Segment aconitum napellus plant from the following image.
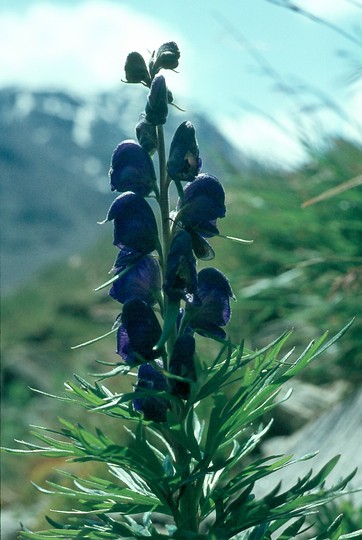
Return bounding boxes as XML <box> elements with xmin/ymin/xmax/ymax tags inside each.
<box><xmin>5</xmin><ymin>41</ymin><xmax>358</xmax><ymax>539</ymax></box>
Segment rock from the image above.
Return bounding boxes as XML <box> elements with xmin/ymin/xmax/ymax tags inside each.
<box><xmin>259</xmin><ymin>387</ymin><xmax>362</xmax><ymax>505</ymax></box>
<box><xmin>268</xmin><ymin>379</ymin><xmax>349</xmax><ymax>434</ymax></box>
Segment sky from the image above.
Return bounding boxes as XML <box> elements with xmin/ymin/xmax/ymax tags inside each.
<box><xmin>1</xmin><ymin>0</ymin><xmax>362</xmax><ymax>167</ymax></box>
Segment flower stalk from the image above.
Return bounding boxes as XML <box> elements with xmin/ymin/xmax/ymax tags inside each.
<box><xmin>157</xmin><ymin>124</ymin><xmax>171</xmax><ymax>270</ymax></box>
<box><xmin>3</xmin><ymin>39</ymin><xmax>358</xmax><ymax>540</ymax></box>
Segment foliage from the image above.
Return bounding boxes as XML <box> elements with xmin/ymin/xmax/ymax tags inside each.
<box><xmin>220</xmin><ymin>137</ymin><xmax>362</xmax><ymax>386</ymax></box>
<box><xmin>4</xmin><ymin>321</ymin><xmax>359</xmax><ymax>538</ymax></box>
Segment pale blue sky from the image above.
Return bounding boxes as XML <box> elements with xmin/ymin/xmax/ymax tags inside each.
<box><xmin>1</xmin><ymin>0</ymin><xmax>361</xmax><ymax>165</ymax></box>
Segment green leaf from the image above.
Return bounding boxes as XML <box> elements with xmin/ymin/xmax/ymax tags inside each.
<box><xmin>339</xmin><ymin>531</ymin><xmax>362</xmax><ymax>539</ymax></box>
<box><xmin>315</xmin><ymin>514</ymin><xmax>343</xmax><ymax>540</ymax></box>
<box><xmin>303</xmin><ymin>455</ymin><xmax>341</xmax><ymax>491</ymax></box>
<box><xmin>275</xmin><ymin>516</ymin><xmax>306</xmax><ymax>539</ymax></box>
<box><xmin>70</xmin><ymin>327</ymin><xmax>118</xmax><ymax>350</ymax></box>
<box><xmin>108</xmin><ymin>465</ymin><xmax>153</xmax><ymax>496</ymax></box>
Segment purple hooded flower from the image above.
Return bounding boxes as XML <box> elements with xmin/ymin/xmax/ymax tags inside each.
<box><xmin>111</xmin><ymin>245</ymin><xmax>144</xmax><ymax>270</ymax></box>
<box><xmin>145</xmin><ymin>75</ymin><xmax>168</xmax><ymax>125</ymax></box>
<box><xmin>186</xmin><ymin>268</ymin><xmax>235</xmax><ymax>339</ymax></box>
<box><xmin>169</xmin><ymin>335</ymin><xmax>196</xmax><ymax>400</ymax></box>
<box><xmin>109</xmin><ymin>256</ymin><xmax>161</xmax><ymax>306</ymax></box>
<box><xmin>136</xmin><ymin>115</ymin><xmax>158</xmax><ymax>154</ymax></box>
<box><xmin>163</xmin><ymin>230</ymin><xmax>199</xmax><ymax>303</ymax></box>
<box><xmin>177</xmin><ymin>173</ymin><xmax>226</xmax><ymax>237</ymax></box>
<box><xmin>124</xmin><ymin>51</ymin><xmax>151</xmax><ymax>86</ymax></box>
<box><xmin>133</xmin><ymin>363</ymin><xmax>169</xmax><ymax>422</ymax></box>
<box><xmin>103</xmin><ymin>192</ymin><xmax>158</xmax><ymax>254</ymax></box>
<box><xmin>116</xmin><ymin>299</ymin><xmax>162</xmax><ymax>365</ymax></box>
<box><xmin>149</xmin><ymin>41</ymin><xmax>180</xmax><ymax>78</ymax></box>
<box><xmin>167</xmin><ymin>121</ymin><xmax>202</xmax><ymax>183</ymax></box>
<box><xmin>109</xmin><ymin>140</ymin><xmax>157</xmax><ymax>196</ymax></box>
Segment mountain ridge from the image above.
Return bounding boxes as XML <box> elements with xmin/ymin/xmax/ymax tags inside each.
<box><xmin>1</xmin><ymin>86</ymin><xmax>248</xmax><ymax>293</ymax></box>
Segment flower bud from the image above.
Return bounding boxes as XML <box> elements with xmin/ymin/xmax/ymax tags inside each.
<box><xmin>186</xmin><ymin>268</ymin><xmax>235</xmax><ymax>339</ymax></box>
<box><xmin>136</xmin><ymin>115</ymin><xmax>158</xmax><ymax>154</ymax></box>
<box><xmin>145</xmin><ymin>75</ymin><xmax>168</xmax><ymax>125</ymax></box>
<box><xmin>124</xmin><ymin>51</ymin><xmax>151</xmax><ymax>86</ymax></box>
<box><xmin>116</xmin><ymin>299</ymin><xmax>162</xmax><ymax>364</ymax></box>
<box><xmin>134</xmin><ymin>363</ymin><xmax>168</xmax><ymax>422</ymax></box>
<box><xmin>103</xmin><ymin>192</ymin><xmax>158</xmax><ymax>254</ymax></box>
<box><xmin>109</xmin><ymin>140</ymin><xmax>157</xmax><ymax>196</ymax></box>
<box><xmin>167</xmin><ymin>121</ymin><xmax>202</xmax><ymax>183</ymax></box>
<box><xmin>169</xmin><ymin>335</ymin><xmax>196</xmax><ymax>400</ymax></box>
<box><xmin>163</xmin><ymin>230</ymin><xmax>198</xmax><ymax>303</ymax></box>
<box><xmin>109</xmin><ymin>256</ymin><xmax>161</xmax><ymax>306</ymax></box>
<box><xmin>149</xmin><ymin>41</ymin><xmax>180</xmax><ymax>77</ymax></box>
<box><xmin>177</xmin><ymin>174</ymin><xmax>226</xmax><ymax>236</ymax></box>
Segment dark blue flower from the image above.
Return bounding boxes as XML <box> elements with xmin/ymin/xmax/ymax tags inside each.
<box><xmin>163</xmin><ymin>230</ymin><xmax>199</xmax><ymax>303</ymax></box>
<box><xmin>136</xmin><ymin>115</ymin><xmax>158</xmax><ymax>154</ymax></box>
<box><xmin>116</xmin><ymin>299</ymin><xmax>162</xmax><ymax>365</ymax></box>
<box><xmin>169</xmin><ymin>335</ymin><xmax>196</xmax><ymax>400</ymax></box>
<box><xmin>111</xmin><ymin>246</ymin><xmax>144</xmax><ymax>270</ymax></box>
<box><xmin>109</xmin><ymin>256</ymin><xmax>161</xmax><ymax>306</ymax></box>
<box><xmin>167</xmin><ymin>121</ymin><xmax>202</xmax><ymax>183</ymax></box>
<box><xmin>134</xmin><ymin>363</ymin><xmax>168</xmax><ymax>422</ymax></box>
<box><xmin>149</xmin><ymin>41</ymin><xmax>180</xmax><ymax>77</ymax></box>
<box><xmin>177</xmin><ymin>173</ymin><xmax>226</xmax><ymax>237</ymax></box>
<box><xmin>124</xmin><ymin>52</ymin><xmax>151</xmax><ymax>86</ymax></box>
<box><xmin>145</xmin><ymin>75</ymin><xmax>168</xmax><ymax>125</ymax></box>
<box><xmin>186</xmin><ymin>268</ymin><xmax>235</xmax><ymax>339</ymax></box>
<box><xmin>109</xmin><ymin>140</ymin><xmax>157</xmax><ymax>196</ymax></box>
<box><xmin>103</xmin><ymin>192</ymin><xmax>159</xmax><ymax>254</ymax></box>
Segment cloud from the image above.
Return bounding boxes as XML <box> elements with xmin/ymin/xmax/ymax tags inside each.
<box><xmin>0</xmin><ymin>1</ymin><xmax>189</xmax><ymax>95</ymax></box>
<box><xmin>218</xmin><ymin>111</ymin><xmax>308</xmax><ymax>168</ymax></box>
<box><xmin>217</xmin><ymin>89</ymin><xmax>362</xmax><ymax>168</ymax></box>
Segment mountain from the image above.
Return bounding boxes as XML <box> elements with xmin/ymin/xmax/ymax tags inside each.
<box><xmin>0</xmin><ymin>86</ymin><xmax>247</xmax><ymax>293</ymax></box>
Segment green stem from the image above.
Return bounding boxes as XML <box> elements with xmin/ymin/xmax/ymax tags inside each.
<box><xmin>178</xmin><ymin>482</ymin><xmax>200</xmax><ymax>533</ymax></box>
<box><xmin>157</xmin><ymin>124</ymin><xmax>199</xmax><ymax>533</ymax></box>
<box><xmin>157</xmin><ymin>125</ymin><xmax>171</xmax><ymax>270</ymax></box>
<box><xmin>157</xmin><ymin>125</ymin><xmax>178</xmax><ymax>357</ymax></box>
<box><xmin>171</xmin><ymin>434</ymin><xmax>200</xmax><ymax>534</ymax></box>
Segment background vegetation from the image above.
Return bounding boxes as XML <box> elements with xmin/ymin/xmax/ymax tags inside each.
<box><xmin>2</xmin><ymin>132</ymin><xmax>361</xmax><ymax>535</ymax></box>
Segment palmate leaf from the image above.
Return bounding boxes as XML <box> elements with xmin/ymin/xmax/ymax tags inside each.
<box><xmin>64</xmin><ymin>377</ymin><xmax>133</xmax><ymax>419</ymax></box>
<box><xmin>276</xmin><ymin>319</ymin><xmax>354</xmax><ymax>382</ymax></box>
<box><xmin>32</xmin><ymin>469</ymin><xmax>166</xmax><ymax>515</ymax></box>
<box><xmin>108</xmin><ymin>465</ymin><xmax>154</xmax><ymax>496</ymax></box>
<box><xmin>198</xmin><ymin>321</ymin><xmax>355</xmax><ymax>477</ymax></box>
<box><xmin>19</xmin><ymin>515</ymin><xmax>157</xmax><ymax>540</ymax></box>
<box><xmin>14</xmin><ymin>418</ymin><xmax>175</xmax><ymax>507</ymax></box>
<box><xmin>19</xmin><ymin>516</ymin><xmax>121</xmax><ymax>539</ymax></box>
<box><xmin>218</xmin><ymin>462</ymin><xmax>357</xmax><ymax>539</ymax></box>
<box><xmin>2</xmin><ymin>443</ymin><xmax>74</xmax><ymax>459</ymax></box>
<box><xmin>35</xmin><ymin>485</ymin><xmax>161</xmax><ymax>515</ymax></box>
